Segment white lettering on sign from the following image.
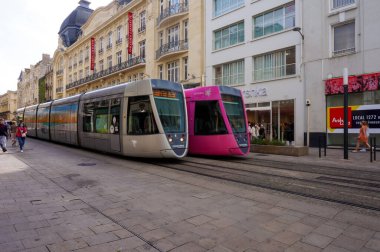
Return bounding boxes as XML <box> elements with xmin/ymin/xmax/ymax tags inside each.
<box><xmin>243</xmin><ymin>88</ymin><xmax>268</xmax><ymax>99</ymax></box>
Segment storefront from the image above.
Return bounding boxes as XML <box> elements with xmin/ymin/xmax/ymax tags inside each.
<box><xmin>243</xmin><ymin>86</ymin><xmax>296</xmax><ymax>145</ymax></box>
<box><xmin>325</xmin><ymin>72</ymin><xmax>380</xmax><ymax>146</ymax></box>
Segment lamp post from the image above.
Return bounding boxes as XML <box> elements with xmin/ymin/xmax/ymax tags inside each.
<box><xmin>343</xmin><ymin>68</ymin><xmax>349</xmax><ymax>159</ymax></box>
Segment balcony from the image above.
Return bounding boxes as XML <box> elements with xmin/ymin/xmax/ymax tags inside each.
<box><xmin>156</xmin><ymin>40</ymin><xmax>188</xmax><ymax>60</ymax></box>
<box><xmin>56</xmin><ymin>87</ymin><xmax>63</xmax><ymax>93</ymax></box>
<box><xmin>66</xmin><ymin>56</ymin><xmax>146</xmax><ymax>90</ymax></box>
<box><xmin>138</xmin><ymin>25</ymin><xmax>146</xmax><ymax>33</ymax></box>
<box><xmin>157</xmin><ymin>3</ymin><xmax>189</xmax><ymax>27</ymax></box>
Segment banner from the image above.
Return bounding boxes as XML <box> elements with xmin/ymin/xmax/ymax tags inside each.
<box><xmin>128</xmin><ymin>12</ymin><xmax>133</xmax><ymax>55</ymax></box>
<box><xmin>328</xmin><ymin>105</ymin><xmax>380</xmax><ymax>133</ymax></box>
<box><xmin>90</xmin><ymin>37</ymin><xmax>95</xmax><ymax>70</ymax></box>
<box><xmin>325</xmin><ymin>72</ymin><xmax>380</xmax><ymax>95</ymax></box>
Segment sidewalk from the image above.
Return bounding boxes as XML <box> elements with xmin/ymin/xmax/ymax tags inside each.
<box><xmin>249</xmin><ymin>147</ymin><xmax>379</xmax><ymax>171</ymax></box>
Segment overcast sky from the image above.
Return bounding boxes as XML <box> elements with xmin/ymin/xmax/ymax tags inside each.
<box><xmin>0</xmin><ymin>0</ymin><xmax>111</xmax><ymax>95</ymax></box>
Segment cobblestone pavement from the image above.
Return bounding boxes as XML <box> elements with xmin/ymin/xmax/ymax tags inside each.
<box><xmin>0</xmin><ymin>139</ymin><xmax>379</xmax><ymax>252</ymax></box>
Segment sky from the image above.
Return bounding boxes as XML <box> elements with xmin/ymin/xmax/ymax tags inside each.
<box><xmin>0</xmin><ymin>0</ymin><xmax>111</xmax><ymax>95</ymax></box>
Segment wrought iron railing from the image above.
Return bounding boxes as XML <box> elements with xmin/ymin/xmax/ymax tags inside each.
<box><xmin>56</xmin><ymin>87</ymin><xmax>63</xmax><ymax>93</ymax></box>
<box><xmin>156</xmin><ymin>40</ymin><xmax>188</xmax><ymax>59</ymax></box>
<box><xmin>157</xmin><ymin>3</ymin><xmax>189</xmax><ymax>25</ymax></box>
<box><xmin>66</xmin><ymin>56</ymin><xmax>145</xmax><ymax>90</ymax></box>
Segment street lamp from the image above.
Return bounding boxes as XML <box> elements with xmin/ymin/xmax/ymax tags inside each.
<box><xmin>343</xmin><ymin>68</ymin><xmax>349</xmax><ymax>159</ymax></box>
<box><xmin>292</xmin><ymin>27</ymin><xmax>304</xmax><ymax>40</ymax></box>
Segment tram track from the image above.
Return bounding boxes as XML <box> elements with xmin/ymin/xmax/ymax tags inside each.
<box><xmin>145</xmin><ymin>158</ymin><xmax>380</xmax><ymax>212</ymax></box>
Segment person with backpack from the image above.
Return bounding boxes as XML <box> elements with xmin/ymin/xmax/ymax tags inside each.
<box><xmin>0</xmin><ymin>118</ymin><xmax>9</xmax><ymax>152</ymax></box>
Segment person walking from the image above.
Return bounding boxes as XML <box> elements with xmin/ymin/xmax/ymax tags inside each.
<box><xmin>0</xmin><ymin>118</ymin><xmax>8</xmax><ymax>152</ymax></box>
<box><xmin>16</xmin><ymin>122</ymin><xmax>28</xmax><ymax>152</ymax></box>
<box><xmin>352</xmin><ymin>121</ymin><xmax>371</xmax><ymax>152</ymax></box>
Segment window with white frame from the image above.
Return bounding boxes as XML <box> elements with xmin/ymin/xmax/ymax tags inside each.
<box><xmin>213</xmin><ymin>60</ymin><xmax>244</xmax><ymax>86</ymax></box>
<box><xmin>214</xmin><ymin>0</ymin><xmax>244</xmax><ymax>17</ymax></box>
<box><xmin>108</xmin><ymin>32</ymin><xmax>113</xmax><ymax>49</ymax></box>
<box><xmin>99</xmin><ymin>37</ymin><xmax>104</xmax><ymax>52</ymax></box>
<box><xmin>214</xmin><ymin>21</ymin><xmax>244</xmax><ymax>50</ymax></box>
<box><xmin>253</xmin><ymin>2</ymin><xmax>295</xmax><ymax>38</ymax></box>
<box><xmin>79</xmin><ymin>50</ymin><xmax>83</xmax><ymax>64</ymax></box>
<box><xmin>160</xmin><ymin>0</ymin><xmax>164</xmax><ymax>16</ymax></box>
<box><xmin>99</xmin><ymin>60</ymin><xmax>104</xmax><ymax>71</ymax></box>
<box><xmin>253</xmin><ymin>47</ymin><xmax>296</xmax><ymax>81</ymax></box>
<box><xmin>333</xmin><ymin>21</ymin><xmax>355</xmax><ymax>56</ymax></box>
<box><xmin>107</xmin><ymin>56</ymin><xmax>112</xmax><ymax>69</ymax></box>
<box><xmin>332</xmin><ymin>0</ymin><xmax>355</xmax><ymax>10</ymax></box>
<box><xmin>85</xmin><ymin>46</ymin><xmax>89</xmax><ymax>60</ymax></box>
<box><xmin>139</xmin><ymin>40</ymin><xmax>146</xmax><ymax>59</ymax></box>
<box><xmin>183</xmin><ymin>57</ymin><xmax>188</xmax><ymax>80</ymax></box>
<box><xmin>168</xmin><ymin>25</ymin><xmax>179</xmax><ymax>47</ymax></box>
<box><xmin>184</xmin><ymin>20</ymin><xmax>188</xmax><ymax>43</ymax></box>
<box><xmin>159</xmin><ymin>65</ymin><xmax>163</xmax><ymax>79</ymax></box>
<box><xmin>159</xmin><ymin>32</ymin><xmax>164</xmax><ymax>48</ymax></box>
<box><xmin>167</xmin><ymin>61</ymin><xmax>179</xmax><ymax>82</ymax></box>
<box><xmin>116</xmin><ymin>51</ymin><xmax>122</xmax><ymax>65</ymax></box>
<box><xmin>139</xmin><ymin>11</ymin><xmax>146</xmax><ymax>32</ymax></box>
<box><xmin>117</xmin><ymin>26</ymin><xmax>122</xmax><ymax>43</ymax></box>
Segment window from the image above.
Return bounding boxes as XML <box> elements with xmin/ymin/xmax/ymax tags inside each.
<box><xmin>184</xmin><ymin>20</ymin><xmax>188</xmax><ymax>43</ymax></box>
<box><xmin>214</xmin><ymin>0</ymin><xmax>244</xmax><ymax>17</ymax></box>
<box><xmin>116</xmin><ymin>51</ymin><xmax>122</xmax><ymax>65</ymax></box>
<box><xmin>159</xmin><ymin>65</ymin><xmax>163</xmax><ymax>79</ymax></box>
<box><xmin>253</xmin><ymin>2</ymin><xmax>295</xmax><ymax>38</ymax></box>
<box><xmin>85</xmin><ymin>46</ymin><xmax>89</xmax><ymax>60</ymax></box>
<box><xmin>214</xmin><ymin>22</ymin><xmax>244</xmax><ymax>50</ymax></box>
<box><xmin>183</xmin><ymin>57</ymin><xmax>188</xmax><ymax>80</ymax></box>
<box><xmin>110</xmin><ymin>98</ymin><xmax>121</xmax><ymax>134</ymax></box>
<box><xmin>139</xmin><ymin>40</ymin><xmax>146</xmax><ymax>59</ymax></box>
<box><xmin>99</xmin><ymin>60</ymin><xmax>104</xmax><ymax>71</ymax></box>
<box><xmin>83</xmin><ymin>100</ymin><xmax>117</xmax><ymax>134</ymax></box>
<box><xmin>214</xmin><ymin>60</ymin><xmax>244</xmax><ymax>86</ymax></box>
<box><xmin>253</xmin><ymin>47</ymin><xmax>296</xmax><ymax>81</ymax></box>
<box><xmin>159</xmin><ymin>32</ymin><xmax>164</xmax><ymax>48</ymax></box>
<box><xmin>127</xmin><ymin>96</ymin><xmax>158</xmax><ymax>135</ymax></box>
<box><xmin>85</xmin><ymin>67</ymin><xmax>90</xmax><ymax>77</ymax></box>
<box><xmin>168</xmin><ymin>25</ymin><xmax>179</xmax><ymax>48</ymax></box>
<box><xmin>83</xmin><ymin>102</ymin><xmax>94</xmax><ymax>132</ymax></box>
<box><xmin>160</xmin><ymin>0</ymin><xmax>164</xmax><ymax>16</ymax></box>
<box><xmin>108</xmin><ymin>32</ymin><xmax>113</xmax><ymax>49</ymax></box>
<box><xmin>194</xmin><ymin>101</ymin><xmax>227</xmax><ymax>135</ymax></box>
<box><xmin>79</xmin><ymin>70</ymin><xmax>83</xmax><ymax>80</ymax></box>
<box><xmin>333</xmin><ymin>21</ymin><xmax>355</xmax><ymax>56</ymax></box>
<box><xmin>79</xmin><ymin>50</ymin><xmax>83</xmax><ymax>64</ymax></box>
<box><xmin>107</xmin><ymin>56</ymin><xmax>112</xmax><ymax>69</ymax></box>
<box><xmin>167</xmin><ymin>61</ymin><xmax>179</xmax><ymax>82</ymax></box>
<box><xmin>139</xmin><ymin>11</ymin><xmax>146</xmax><ymax>32</ymax></box>
<box><xmin>117</xmin><ymin>26</ymin><xmax>122</xmax><ymax>43</ymax></box>
<box><xmin>74</xmin><ymin>73</ymin><xmax>77</xmax><ymax>81</ymax></box>
<box><xmin>99</xmin><ymin>37</ymin><xmax>104</xmax><ymax>52</ymax></box>
<box><xmin>332</xmin><ymin>0</ymin><xmax>355</xmax><ymax>9</ymax></box>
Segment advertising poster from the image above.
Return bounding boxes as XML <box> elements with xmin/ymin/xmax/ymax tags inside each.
<box><xmin>325</xmin><ymin>72</ymin><xmax>380</xmax><ymax>95</ymax></box>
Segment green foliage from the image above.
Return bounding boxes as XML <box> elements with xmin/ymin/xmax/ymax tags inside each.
<box><xmin>252</xmin><ymin>138</ymin><xmax>286</xmax><ymax>146</ymax></box>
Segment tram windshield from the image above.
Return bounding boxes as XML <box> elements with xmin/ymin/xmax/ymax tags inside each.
<box><xmin>153</xmin><ymin>89</ymin><xmax>185</xmax><ymax>133</ymax></box>
<box><xmin>194</xmin><ymin>101</ymin><xmax>227</xmax><ymax>135</ymax></box>
<box><xmin>222</xmin><ymin>94</ymin><xmax>246</xmax><ymax>133</ymax></box>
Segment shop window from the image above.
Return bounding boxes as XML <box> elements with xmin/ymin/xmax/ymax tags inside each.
<box><xmin>127</xmin><ymin>96</ymin><xmax>158</xmax><ymax>135</ymax></box>
<box><xmin>194</xmin><ymin>101</ymin><xmax>227</xmax><ymax>135</ymax></box>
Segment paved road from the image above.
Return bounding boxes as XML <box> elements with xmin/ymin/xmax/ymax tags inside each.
<box><xmin>0</xmin><ymin>139</ymin><xmax>380</xmax><ymax>252</ymax></box>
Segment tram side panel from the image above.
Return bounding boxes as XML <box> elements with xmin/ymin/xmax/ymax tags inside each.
<box><xmin>36</xmin><ymin>102</ymin><xmax>52</xmax><ymax>140</ymax></box>
<box><xmin>50</xmin><ymin>102</ymin><xmax>79</xmax><ymax>145</ymax></box>
<box><xmin>24</xmin><ymin>105</ymin><xmax>38</xmax><ymax>137</ymax></box>
<box><xmin>78</xmin><ymin>97</ymin><xmax>122</xmax><ymax>153</ymax></box>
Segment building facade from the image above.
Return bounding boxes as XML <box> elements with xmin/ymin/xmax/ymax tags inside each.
<box><xmin>0</xmin><ymin>91</ymin><xmax>17</xmax><ymax>121</ymax></box>
<box><xmin>53</xmin><ymin>0</ymin><xmax>204</xmax><ymax>99</ymax></box>
<box><xmin>205</xmin><ymin>0</ymin><xmax>305</xmax><ymax>146</ymax></box>
<box><xmin>303</xmin><ymin>0</ymin><xmax>380</xmax><ymax>146</ymax></box>
<box><xmin>17</xmin><ymin>54</ymin><xmax>52</xmax><ymax>108</ymax></box>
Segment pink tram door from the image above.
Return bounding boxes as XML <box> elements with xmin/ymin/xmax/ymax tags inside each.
<box><xmin>185</xmin><ymin>86</ymin><xmax>250</xmax><ymax>156</ymax></box>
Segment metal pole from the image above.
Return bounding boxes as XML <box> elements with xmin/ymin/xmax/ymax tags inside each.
<box><xmin>324</xmin><ymin>135</ymin><xmax>327</xmax><ymax>156</ymax></box>
<box><xmin>319</xmin><ymin>136</ymin><xmax>321</xmax><ymax>158</ymax></box>
<box><xmin>343</xmin><ymin>68</ymin><xmax>348</xmax><ymax>160</ymax></box>
<box><xmin>370</xmin><ymin>137</ymin><xmax>373</xmax><ymax>163</ymax></box>
<box><xmin>374</xmin><ymin>138</ymin><xmax>377</xmax><ymax>161</ymax></box>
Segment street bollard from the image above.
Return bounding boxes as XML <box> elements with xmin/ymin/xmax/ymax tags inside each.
<box><xmin>319</xmin><ymin>136</ymin><xmax>322</xmax><ymax>158</ymax></box>
<box><xmin>370</xmin><ymin>137</ymin><xmax>373</xmax><ymax>163</ymax></box>
<box><xmin>324</xmin><ymin>136</ymin><xmax>327</xmax><ymax>157</ymax></box>
<box><xmin>374</xmin><ymin>137</ymin><xmax>377</xmax><ymax>161</ymax></box>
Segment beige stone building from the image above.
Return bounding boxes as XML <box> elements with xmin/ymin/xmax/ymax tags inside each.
<box><xmin>0</xmin><ymin>91</ymin><xmax>17</xmax><ymax>121</ymax></box>
<box><xmin>17</xmin><ymin>54</ymin><xmax>52</xmax><ymax>108</ymax></box>
<box><xmin>53</xmin><ymin>0</ymin><xmax>204</xmax><ymax>99</ymax></box>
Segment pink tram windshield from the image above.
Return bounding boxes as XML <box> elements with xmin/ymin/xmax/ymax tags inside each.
<box><xmin>185</xmin><ymin>86</ymin><xmax>250</xmax><ymax>156</ymax></box>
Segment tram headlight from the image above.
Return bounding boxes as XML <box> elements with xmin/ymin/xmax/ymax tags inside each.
<box><xmin>167</xmin><ymin>134</ymin><xmax>173</xmax><ymax>143</ymax></box>
<box><xmin>180</xmin><ymin>134</ymin><xmax>185</xmax><ymax>142</ymax></box>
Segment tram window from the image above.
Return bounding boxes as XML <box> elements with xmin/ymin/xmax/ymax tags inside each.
<box><xmin>194</xmin><ymin>101</ymin><xmax>227</xmax><ymax>135</ymax></box>
<box><xmin>222</xmin><ymin>94</ymin><xmax>246</xmax><ymax>133</ymax></box>
<box><xmin>94</xmin><ymin>100</ymin><xmax>110</xmax><ymax>134</ymax></box>
<box><xmin>127</xmin><ymin>96</ymin><xmax>158</xmax><ymax>135</ymax></box>
<box><xmin>83</xmin><ymin>102</ymin><xmax>94</xmax><ymax>132</ymax></box>
<box><xmin>109</xmin><ymin>98</ymin><xmax>120</xmax><ymax>134</ymax></box>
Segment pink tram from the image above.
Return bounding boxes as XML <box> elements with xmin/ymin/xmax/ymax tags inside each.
<box><xmin>185</xmin><ymin>86</ymin><xmax>250</xmax><ymax>156</ymax></box>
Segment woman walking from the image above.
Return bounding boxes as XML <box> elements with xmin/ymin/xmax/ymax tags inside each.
<box><xmin>352</xmin><ymin>121</ymin><xmax>370</xmax><ymax>152</ymax></box>
<box><xmin>16</xmin><ymin>122</ymin><xmax>27</xmax><ymax>152</ymax></box>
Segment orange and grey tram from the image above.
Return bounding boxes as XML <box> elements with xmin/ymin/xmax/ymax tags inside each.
<box><xmin>17</xmin><ymin>79</ymin><xmax>188</xmax><ymax>158</ymax></box>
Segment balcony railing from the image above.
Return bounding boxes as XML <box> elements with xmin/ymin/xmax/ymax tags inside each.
<box><xmin>138</xmin><ymin>25</ymin><xmax>146</xmax><ymax>33</ymax></box>
<box><xmin>333</xmin><ymin>47</ymin><xmax>355</xmax><ymax>57</ymax></box>
<box><xmin>157</xmin><ymin>3</ymin><xmax>189</xmax><ymax>25</ymax></box>
<box><xmin>156</xmin><ymin>40</ymin><xmax>188</xmax><ymax>59</ymax></box>
<box><xmin>56</xmin><ymin>87</ymin><xmax>63</xmax><ymax>93</ymax></box>
<box><xmin>66</xmin><ymin>56</ymin><xmax>145</xmax><ymax>90</ymax></box>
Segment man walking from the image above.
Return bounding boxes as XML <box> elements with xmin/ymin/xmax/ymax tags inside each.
<box><xmin>0</xmin><ymin>118</ymin><xmax>9</xmax><ymax>152</ymax></box>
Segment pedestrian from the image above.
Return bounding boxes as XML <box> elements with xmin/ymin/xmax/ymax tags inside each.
<box><xmin>16</xmin><ymin>122</ymin><xmax>28</xmax><ymax>153</ymax></box>
<box><xmin>352</xmin><ymin>120</ymin><xmax>370</xmax><ymax>152</ymax></box>
<box><xmin>0</xmin><ymin>118</ymin><xmax>8</xmax><ymax>152</ymax></box>
<box><xmin>10</xmin><ymin>121</ymin><xmax>17</xmax><ymax>147</ymax></box>
<box><xmin>259</xmin><ymin>124</ymin><xmax>266</xmax><ymax>140</ymax></box>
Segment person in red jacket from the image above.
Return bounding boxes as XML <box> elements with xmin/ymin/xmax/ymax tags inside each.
<box><xmin>16</xmin><ymin>122</ymin><xmax>28</xmax><ymax>152</ymax></box>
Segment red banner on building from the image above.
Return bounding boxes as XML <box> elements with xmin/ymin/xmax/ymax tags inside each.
<box><xmin>325</xmin><ymin>72</ymin><xmax>380</xmax><ymax>95</ymax></box>
<box><xmin>128</xmin><ymin>12</ymin><xmax>133</xmax><ymax>55</ymax></box>
<box><xmin>90</xmin><ymin>37</ymin><xmax>95</xmax><ymax>70</ymax></box>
